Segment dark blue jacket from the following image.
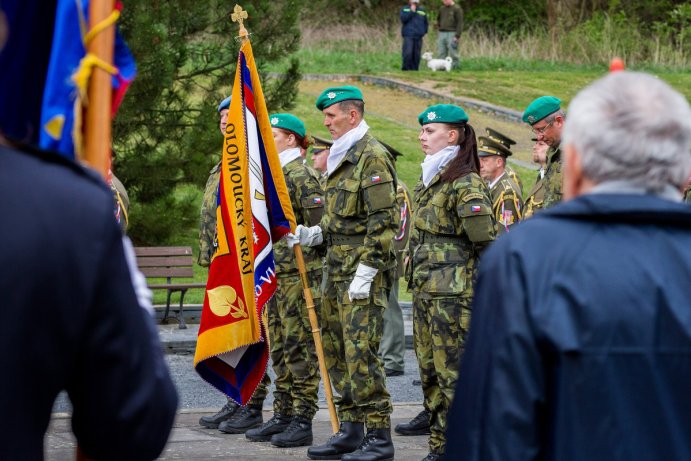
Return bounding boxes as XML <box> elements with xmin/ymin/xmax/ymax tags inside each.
<box><xmin>400</xmin><ymin>4</ymin><xmax>428</xmax><ymax>38</ymax></box>
<box><xmin>0</xmin><ymin>144</ymin><xmax>178</xmax><ymax>460</ymax></box>
<box><xmin>445</xmin><ymin>193</ymin><xmax>691</xmax><ymax>461</ymax></box>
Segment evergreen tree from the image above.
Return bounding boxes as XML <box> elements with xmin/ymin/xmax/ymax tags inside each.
<box><xmin>114</xmin><ymin>0</ymin><xmax>303</xmax><ymax>244</ymax></box>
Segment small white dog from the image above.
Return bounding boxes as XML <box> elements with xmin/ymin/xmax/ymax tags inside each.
<box><xmin>422</xmin><ymin>52</ymin><xmax>453</xmax><ymax>72</ymax></box>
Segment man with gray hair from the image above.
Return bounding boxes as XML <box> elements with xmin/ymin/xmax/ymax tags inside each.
<box><xmin>444</xmin><ymin>71</ymin><xmax>691</xmax><ymax>461</ymax></box>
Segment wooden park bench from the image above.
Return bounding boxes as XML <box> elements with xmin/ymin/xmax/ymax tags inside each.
<box><xmin>134</xmin><ymin>246</ymin><xmax>205</xmax><ymax>329</ymax></box>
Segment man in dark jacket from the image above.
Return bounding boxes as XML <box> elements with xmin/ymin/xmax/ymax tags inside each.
<box><xmin>0</xmin><ymin>4</ymin><xmax>178</xmax><ymax>458</ymax></box>
<box><xmin>445</xmin><ymin>71</ymin><xmax>691</xmax><ymax>461</ymax></box>
<box><xmin>400</xmin><ymin>0</ymin><xmax>428</xmax><ymax>70</ymax></box>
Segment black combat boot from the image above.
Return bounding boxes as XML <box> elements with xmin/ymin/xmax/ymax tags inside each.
<box><xmin>199</xmin><ymin>400</ymin><xmax>239</xmax><ymax>429</ymax></box>
<box><xmin>341</xmin><ymin>428</ymin><xmax>394</xmax><ymax>461</ymax></box>
<box><xmin>307</xmin><ymin>421</ymin><xmax>365</xmax><ymax>460</ymax></box>
<box><xmin>245</xmin><ymin>413</ymin><xmax>292</xmax><ymax>442</ymax></box>
<box><xmin>218</xmin><ymin>405</ymin><xmax>263</xmax><ymax>434</ymax></box>
<box><xmin>271</xmin><ymin>416</ymin><xmax>313</xmax><ymax>447</ymax></box>
<box><xmin>394</xmin><ymin>409</ymin><xmax>431</xmax><ymax>436</ymax></box>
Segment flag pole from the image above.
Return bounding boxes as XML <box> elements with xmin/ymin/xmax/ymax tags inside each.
<box><xmin>77</xmin><ymin>2</ymin><xmax>115</xmax><ymax>459</ymax></box>
<box><xmin>83</xmin><ymin>0</ymin><xmax>115</xmax><ymax>178</ymax></box>
<box><xmin>292</xmin><ymin>244</ymin><xmax>340</xmax><ymax>433</ymax></box>
<box><xmin>230</xmin><ymin>3</ymin><xmax>339</xmax><ymax>434</ymax></box>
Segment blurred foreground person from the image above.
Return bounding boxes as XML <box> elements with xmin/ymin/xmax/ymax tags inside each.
<box><xmin>445</xmin><ymin>71</ymin><xmax>691</xmax><ymax>461</ymax></box>
<box><xmin>0</xmin><ymin>4</ymin><xmax>177</xmax><ymax>458</ymax></box>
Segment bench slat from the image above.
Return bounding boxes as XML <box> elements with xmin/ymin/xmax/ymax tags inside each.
<box><xmin>148</xmin><ymin>283</ymin><xmax>207</xmax><ymax>290</ymax></box>
<box><xmin>134</xmin><ymin>246</ymin><xmax>193</xmax><ymax>257</ymax></box>
<box><xmin>136</xmin><ymin>256</ymin><xmax>193</xmax><ymax>267</ymax></box>
<box><xmin>139</xmin><ymin>267</ymin><xmax>195</xmax><ymax>278</ymax></box>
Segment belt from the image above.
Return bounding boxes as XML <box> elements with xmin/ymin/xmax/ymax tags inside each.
<box><xmin>418</xmin><ymin>231</ymin><xmax>464</xmax><ymax>244</ymax></box>
<box><xmin>325</xmin><ymin>233</ymin><xmax>366</xmax><ymax>246</ymax></box>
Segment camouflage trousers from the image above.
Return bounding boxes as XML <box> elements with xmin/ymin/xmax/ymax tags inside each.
<box><xmin>264</xmin><ymin>270</ymin><xmax>322</xmax><ymax>419</ymax></box>
<box><xmin>412</xmin><ymin>293</ymin><xmax>471</xmax><ymax>455</ymax></box>
<box><xmin>321</xmin><ymin>270</ymin><xmax>394</xmax><ymax>429</ymax></box>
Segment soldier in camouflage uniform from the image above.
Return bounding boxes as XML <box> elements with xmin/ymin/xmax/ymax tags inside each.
<box><xmin>244</xmin><ymin>113</ymin><xmax>325</xmax><ymax>448</ymax></box>
<box><xmin>684</xmin><ymin>180</ymin><xmax>691</xmax><ymax>203</ymax></box>
<box><xmin>478</xmin><ymin>136</ymin><xmax>523</xmax><ymax>234</ymax></box>
<box><xmin>522</xmin><ymin>96</ymin><xmax>566</xmax><ymax>209</ymax></box>
<box><xmin>523</xmin><ymin>138</ymin><xmax>549</xmax><ymax>218</ymax></box>
<box><xmin>294</xmin><ymin>86</ymin><xmax>398</xmax><ymax>461</ymax></box>
<box><xmin>198</xmin><ymin>97</ymin><xmax>270</xmax><ymax>433</ymax></box>
<box><xmin>407</xmin><ymin>104</ymin><xmax>496</xmax><ymax>461</ymax></box>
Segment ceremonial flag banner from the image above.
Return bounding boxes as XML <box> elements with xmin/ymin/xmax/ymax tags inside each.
<box><xmin>194</xmin><ymin>39</ymin><xmax>297</xmax><ymax>405</ymax></box>
<box><xmin>39</xmin><ymin>0</ymin><xmax>135</xmax><ymax>158</ymax></box>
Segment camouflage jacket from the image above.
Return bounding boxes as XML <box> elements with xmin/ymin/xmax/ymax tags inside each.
<box><xmin>197</xmin><ymin>161</ymin><xmax>221</xmax><ymax>267</ymax></box>
<box><xmin>685</xmin><ymin>184</ymin><xmax>691</xmax><ymax>203</ymax></box>
<box><xmin>504</xmin><ymin>164</ymin><xmax>523</xmax><ymax>193</ymax></box>
<box><xmin>393</xmin><ymin>180</ymin><xmax>412</xmax><ymax>277</ymax></box>
<box><xmin>523</xmin><ymin>172</ymin><xmax>546</xmax><ymax>219</ymax></box>
<box><xmin>542</xmin><ymin>145</ymin><xmax>563</xmax><ymax>208</ymax></box>
<box><xmin>490</xmin><ymin>171</ymin><xmax>523</xmax><ymax>235</ymax></box>
<box><xmin>408</xmin><ymin>170</ymin><xmax>496</xmax><ymax>299</ymax></box>
<box><xmin>274</xmin><ymin>158</ymin><xmax>325</xmax><ymax>278</ymax></box>
<box><xmin>321</xmin><ymin>132</ymin><xmax>398</xmax><ymax>280</ymax></box>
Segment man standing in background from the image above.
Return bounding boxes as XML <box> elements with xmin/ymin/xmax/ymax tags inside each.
<box><xmin>400</xmin><ymin>0</ymin><xmax>429</xmax><ymax>71</ymax></box>
<box><xmin>436</xmin><ymin>0</ymin><xmax>463</xmax><ymax>69</ymax></box>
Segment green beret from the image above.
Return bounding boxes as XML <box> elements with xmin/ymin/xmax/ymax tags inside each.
<box><xmin>315</xmin><ymin>85</ymin><xmax>364</xmax><ymax>110</ymax></box>
<box><xmin>522</xmin><ymin>96</ymin><xmax>561</xmax><ymax>125</ymax></box>
<box><xmin>269</xmin><ymin>113</ymin><xmax>306</xmax><ymax>138</ymax></box>
<box><xmin>418</xmin><ymin>104</ymin><xmax>468</xmax><ymax>125</ymax></box>
<box><xmin>485</xmin><ymin>128</ymin><xmax>516</xmax><ymax>148</ymax></box>
<box><xmin>478</xmin><ymin>136</ymin><xmax>511</xmax><ymax>158</ymax></box>
<box><xmin>311</xmin><ymin>135</ymin><xmax>333</xmax><ymax>154</ymax></box>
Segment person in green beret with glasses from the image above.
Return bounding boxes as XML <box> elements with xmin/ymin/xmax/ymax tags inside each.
<box><xmin>401</xmin><ymin>104</ymin><xmax>496</xmax><ymax>461</ymax></box>
<box><xmin>291</xmin><ymin>85</ymin><xmax>399</xmax><ymax>461</ymax></box>
<box><xmin>522</xmin><ymin>96</ymin><xmax>566</xmax><ymax>209</ymax></box>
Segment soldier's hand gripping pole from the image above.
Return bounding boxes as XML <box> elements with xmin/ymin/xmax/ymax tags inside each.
<box><xmin>292</xmin><ymin>243</ymin><xmax>340</xmax><ymax>434</ymax></box>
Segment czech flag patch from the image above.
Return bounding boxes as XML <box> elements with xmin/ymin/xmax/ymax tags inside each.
<box><xmin>371</xmin><ymin>175</ymin><xmax>382</xmax><ymax>183</ymax></box>
<box><xmin>471</xmin><ymin>205</ymin><xmax>482</xmax><ymax>213</ymax></box>
<box><xmin>313</xmin><ymin>197</ymin><xmax>323</xmax><ymax>204</ymax></box>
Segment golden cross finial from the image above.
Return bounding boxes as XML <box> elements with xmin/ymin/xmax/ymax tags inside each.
<box><xmin>231</xmin><ymin>5</ymin><xmax>249</xmax><ymax>41</ymax></box>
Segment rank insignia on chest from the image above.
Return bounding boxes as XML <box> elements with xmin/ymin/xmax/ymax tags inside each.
<box><xmin>371</xmin><ymin>175</ymin><xmax>382</xmax><ymax>183</ymax></box>
<box><xmin>313</xmin><ymin>197</ymin><xmax>323</xmax><ymax>204</ymax></box>
<box><xmin>471</xmin><ymin>205</ymin><xmax>482</xmax><ymax>213</ymax></box>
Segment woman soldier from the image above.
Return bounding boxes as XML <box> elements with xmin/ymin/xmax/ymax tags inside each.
<box><xmin>244</xmin><ymin>114</ymin><xmax>325</xmax><ymax>448</ymax></box>
<box><xmin>406</xmin><ymin>104</ymin><xmax>496</xmax><ymax>461</ymax></box>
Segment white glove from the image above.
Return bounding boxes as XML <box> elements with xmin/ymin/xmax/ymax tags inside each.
<box><xmin>285</xmin><ymin>232</ymin><xmax>300</xmax><ymax>249</ymax></box>
<box><xmin>294</xmin><ymin>224</ymin><xmax>323</xmax><ymax>247</ymax></box>
<box><xmin>348</xmin><ymin>263</ymin><xmax>378</xmax><ymax>301</ymax></box>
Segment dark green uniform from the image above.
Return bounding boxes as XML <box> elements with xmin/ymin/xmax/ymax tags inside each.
<box><xmin>504</xmin><ymin>164</ymin><xmax>523</xmax><ymax>193</ymax></box>
<box><xmin>321</xmin><ymin>132</ymin><xmax>398</xmax><ymax>429</ymax></box>
<box><xmin>523</xmin><ymin>172</ymin><xmax>546</xmax><ymax>218</ymax></box>
<box><xmin>198</xmin><ymin>160</ymin><xmax>270</xmax><ymax>407</ymax></box>
<box><xmin>267</xmin><ymin>157</ymin><xmax>324</xmax><ymax>420</ymax></box>
<box><xmin>408</xmin><ymin>169</ymin><xmax>496</xmax><ymax>456</ymax></box>
<box><xmin>542</xmin><ymin>145</ymin><xmax>563</xmax><ymax>208</ymax></box>
<box><xmin>489</xmin><ymin>171</ymin><xmax>523</xmax><ymax>235</ymax></box>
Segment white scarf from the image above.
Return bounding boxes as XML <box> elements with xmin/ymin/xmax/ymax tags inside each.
<box><xmin>327</xmin><ymin>119</ymin><xmax>370</xmax><ymax>176</ymax></box>
<box><xmin>278</xmin><ymin>147</ymin><xmax>302</xmax><ymax>168</ymax></box>
<box><xmin>421</xmin><ymin>145</ymin><xmax>459</xmax><ymax>187</ymax></box>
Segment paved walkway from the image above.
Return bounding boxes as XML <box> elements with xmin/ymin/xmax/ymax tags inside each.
<box><xmin>47</xmin><ymin>404</ymin><xmax>429</xmax><ymax>460</ymax></box>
